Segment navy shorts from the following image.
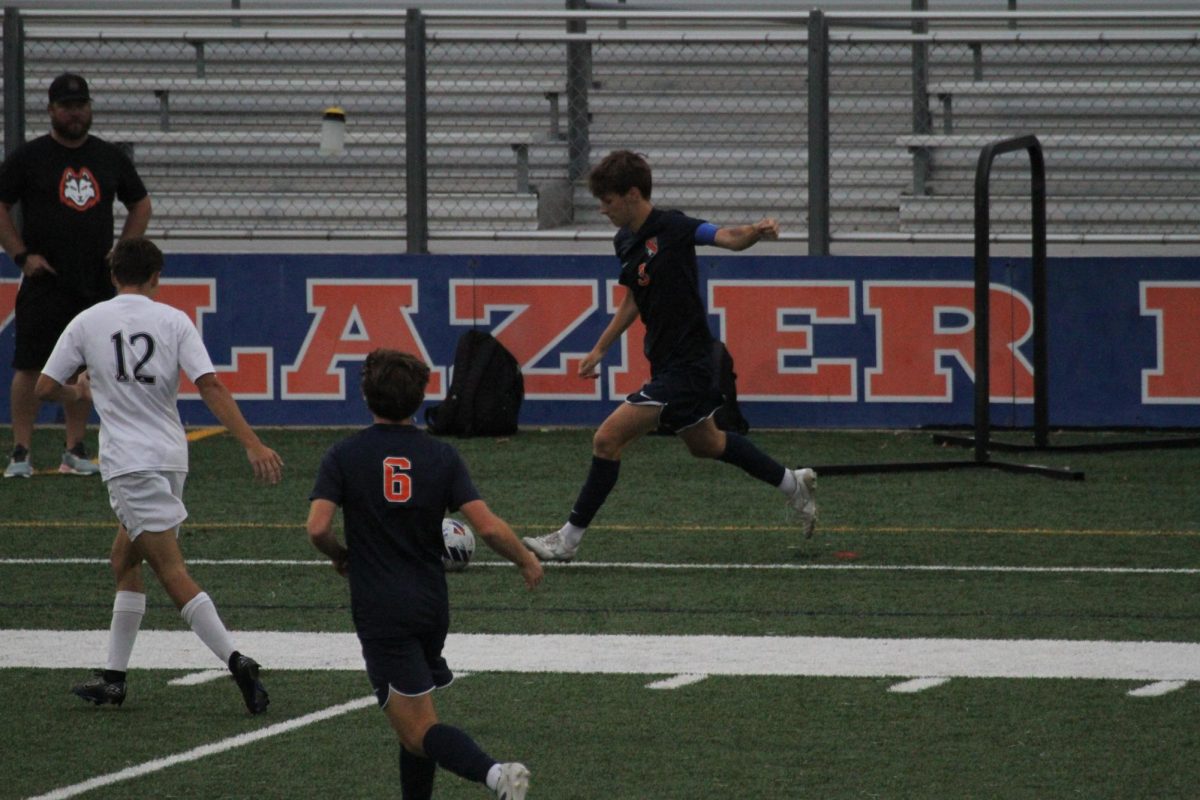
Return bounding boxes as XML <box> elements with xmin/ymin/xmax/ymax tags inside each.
<box><xmin>12</xmin><ymin>282</ymin><xmax>104</xmax><ymax>371</ymax></box>
<box><xmin>626</xmin><ymin>360</ymin><xmax>725</xmax><ymax>434</ymax></box>
<box><xmin>360</xmin><ymin>632</ymin><xmax>454</xmax><ymax>706</ymax></box>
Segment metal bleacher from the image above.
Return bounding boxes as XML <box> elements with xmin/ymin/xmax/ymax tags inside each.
<box><xmin>7</xmin><ymin>8</ymin><xmax>1200</xmax><ymax>243</ymax></box>
<box><xmin>895</xmin><ymin>29</ymin><xmax>1200</xmax><ymax>237</ymax></box>
<box><xmin>17</xmin><ymin>22</ymin><xmax>572</xmax><ymax>236</ymax></box>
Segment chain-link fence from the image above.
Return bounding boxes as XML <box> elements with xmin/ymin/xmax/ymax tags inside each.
<box><xmin>4</xmin><ymin>8</ymin><xmax>1200</xmax><ymax>247</ymax></box>
<box><xmin>904</xmin><ymin>36</ymin><xmax>1200</xmax><ymax>234</ymax></box>
<box><xmin>579</xmin><ymin>35</ymin><xmax>808</xmax><ymax>230</ymax></box>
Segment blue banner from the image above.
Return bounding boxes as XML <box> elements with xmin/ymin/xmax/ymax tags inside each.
<box><xmin>2</xmin><ymin>254</ymin><xmax>1197</xmax><ymax>428</ymax></box>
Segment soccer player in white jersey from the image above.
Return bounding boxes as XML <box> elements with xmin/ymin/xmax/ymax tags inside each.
<box><xmin>36</xmin><ymin>237</ymin><xmax>284</xmax><ymax>714</ymax></box>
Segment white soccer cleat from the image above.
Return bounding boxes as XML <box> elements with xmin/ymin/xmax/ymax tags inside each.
<box><xmin>521</xmin><ymin>530</ymin><xmax>578</xmax><ymax>563</ymax></box>
<box><xmin>4</xmin><ymin>457</ymin><xmax>32</xmax><ymax>478</ymax></box>
<box><xmin>59</xmin><ymin>448</ymin><xmax>101</xmax><ymax>476</ymax></box>
<box><xmin>787</xmin><ymin>468</ymin><xmax>818</xmax><ymax>538</ymax></box>
<box><xmin>494</xmin><ymin>762</ymin><xmax>530</xmax><ymax>800</ymax></box>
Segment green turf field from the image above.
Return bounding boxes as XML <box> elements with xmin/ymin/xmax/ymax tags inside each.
<box><xmin>2</xmin><ymin>426</ymin><xmax>1198</xmax><ymax>799</ymax></box>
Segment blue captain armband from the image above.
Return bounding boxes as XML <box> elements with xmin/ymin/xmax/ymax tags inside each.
<box><xmin>694</xmin><ymin>222</ymin><xmax>719</xmax><ymax>245</ymax></box>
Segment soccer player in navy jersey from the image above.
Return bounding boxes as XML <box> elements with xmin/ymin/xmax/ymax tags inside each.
<box><xmin>522</xmin><ymin>149</ymin><xmax>817</xmax><ymax>563</ymax></box>
<box><xmin>307</xmin><ymin>348</ymin><xmax>543</xmax><ymax>800</ymax></box>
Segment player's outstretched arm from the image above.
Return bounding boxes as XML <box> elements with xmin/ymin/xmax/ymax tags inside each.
<box><xmin>460</xmin><ymin>499</ymin><xmax>544</xmax><ymax>589</ymax></box>
<box><xmin>307</xmin><ymin>499</ymin><xmax>349</xmax><ymax>576</ymax></box>
<box><xmin>713</xmin><ymin>217</ymin><xmax>780</xmax><ymax>251</ymax></box>
<box><xmin>194</xmin><ymin>373</ymin><xmax>284</xmax><ymax>484</ymax></box>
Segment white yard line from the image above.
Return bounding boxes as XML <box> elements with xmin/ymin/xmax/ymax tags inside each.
<box><xmin>3</xmin><ymin>557</ymin><xmax>1198</xmax><ymax>575</ymax></box>
<box><xmin>12</xmin><ymin>630</ymin><xmax>1198</xmax><ymax>798</ymax></box>
<box><xmin>1127</xmin><ymin>680</ymin><xmax>1189</xmax><ymax>698</ymax></box>
<box><xmin>5</xmin><ymin>630</ymin><xmax>1200</xmax><ymax>682</ymax></box>
<box><xmin>167</xmin><ymin>669</ymin><xmax>229</xmax><ymax>686</ymax></box>
<box><xmin>25</xmin><ymin>695</ymin><xmax>376</xmax><ymax>800</ymax></box>
<box><xmin>646</xmin><ymin>673</ymin><xmax>709</xmax><ymax>690</ymax></box>
<box><xmin>888</xmin><ymin>676</ymin><xmax>952</xmax><ymax>693</ymax></box>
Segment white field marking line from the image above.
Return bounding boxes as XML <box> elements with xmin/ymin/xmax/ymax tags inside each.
<box><xmin>166</xmin><ymin>669</ymin><xmax>477</xmax><ymax>688</ymax></box>
<box><xmin>4</xmin><ymin>520</ymin><xmax>1199</xmax><ymax>536</ymax></box>
<box><xmin>1127</xmin><ymin>680</ymin><xmax>1188</xmax><ymax>698</ymax></box>
<box><xmin>888</xmin><ymin>676</ymin><xmax>952</xmax><ymax>694</ymax></box>
<box><xmin>168</xmin><ymin>669</ymin><xmax>228</xmax><ymax>686</ymax></box>
<box><xmin>646</xmin><ymin>673</ymin><xmax>709</xmax><ymax>690</ymax></box>
<box><xmin>4</xmin><ymin>557</ymin><xmax>1199</xmax><ymax>576</ymax></box>
<box><xmin>6</xmin><ymin>630</ymin><xmax>1200</xmax><ymax>682</ymax></box>
<box><xmin>25</xmin><ymin>695</ymin><xmax>376</xmax><ymax>800</ymax></box>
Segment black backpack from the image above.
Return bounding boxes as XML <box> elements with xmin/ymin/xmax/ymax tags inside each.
<box><xmin>425</xmin><ymin>330</ymin><xmax>524</xmax><ymax>437</ymax></box>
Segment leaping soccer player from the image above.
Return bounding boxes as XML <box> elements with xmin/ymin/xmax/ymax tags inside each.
<box><xmin>522</xmin><ymin>149</ymin><xmax>817</xmax><ymax>563</ymax></box>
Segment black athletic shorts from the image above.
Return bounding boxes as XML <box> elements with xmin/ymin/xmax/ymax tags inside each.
<box><xmin>360</xmin><ymin>631</ymin><xmax>454</xmax><ymax>706</ymax></box>
<box><xmin>12</xmin><ymin>281</ymin><xmax>104</xmax><ymax>371</ymax></box>
<box><xmin>626</xmin><ymin>359</ymin><xmax>725</xmax><ymax>434</ymax></box>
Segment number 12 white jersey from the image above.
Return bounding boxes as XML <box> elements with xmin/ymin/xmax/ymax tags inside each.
<box><xmin>42</xmin><ymin>293</ymin><xmax>216</xmax><ymax>480</ymax></box>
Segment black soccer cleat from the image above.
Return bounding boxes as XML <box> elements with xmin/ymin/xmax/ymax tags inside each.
<box><xmin>229</xmin><ymin>652</ymin><xmax>270</xmax><ymax>715</ymax></box>
<box><xmin>71</xmin><ymin>670</ymin><xmax>127</xmax><ymax>707</ymax></box>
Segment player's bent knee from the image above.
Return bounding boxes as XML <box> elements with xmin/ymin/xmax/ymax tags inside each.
<box><xmin>384</xmin><ymin>689</ymin><xmax>438</xmax><ymax>754</ymax></box>
<box><xmin>398</xmin><ymin>723</ymin><xmax>432</xmax><ymax>755</ymax></box>
<box><xmin>686</xmin><ymin>441</ymin><xmax>723</xmax><ymax>459</ymax></box>
<box><xmin>592</xmin><ymin>433</ymin><xmax>622</xmax><ymax>460</ymax></box>
<box><xmin>682</xmin><ymin>432</ymin><xmax>724</xmax><ymax>459</ymax></box>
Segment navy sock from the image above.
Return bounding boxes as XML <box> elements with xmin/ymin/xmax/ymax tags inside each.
<box><xmin>718</xmin><ymin>433</ymin><xmax>787</xmax><ymax>486</ymax></box>
<box><xmin>421</xmin><ymin>723</ymin><xmax>495</xmax><ymax>785</ymax></box>
<box><xmin>568</xmin><ymin>456</ymin><xmax>621</xmax><ymax>528</ymax></box>
<box><xmin>400</xmin><ymin>746</ymin><xmax>437</xmax><ymax>800</ymax></box>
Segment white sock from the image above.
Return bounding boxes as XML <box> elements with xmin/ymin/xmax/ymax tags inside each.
<box><xmin>559</xmin><ymin>522</ymin><xmax>587</xmax><ymax>549</ymax></box>
<box><xmin>485</xmin><ymin>763</ymin><xmax>502</xmax><ymax>792</ymax></box>
<box><xmin>777</xmin><ymin>469</ymin><xmax>798</xmax><ymax>496</ymax></box>
<box><xmin>179</xmin><ymin>591</ymin><xmax>236</xmax><ymax>665</ymax></box>
<box><xmin>105</xmin><ymin>590</ymin><xmax>146</xmax><ymax>673</ymax></box>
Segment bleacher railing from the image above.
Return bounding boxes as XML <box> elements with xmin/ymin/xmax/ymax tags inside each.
<box><xmin>4</xmin><ymin>7</ymin><xmax>1200</xmax><ymax>251</ymax></box>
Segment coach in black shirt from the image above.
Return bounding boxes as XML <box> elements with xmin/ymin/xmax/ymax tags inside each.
<box><xmin>0</xmin><ymin>72</ymin><xmax>152</xmax><ymax>478</ymax></box>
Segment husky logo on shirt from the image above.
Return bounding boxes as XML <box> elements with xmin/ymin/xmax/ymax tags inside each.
<box><xmin>59</xmin><ymin>167</ymin><xmax>100</xmax><ymax>211</ymax></box>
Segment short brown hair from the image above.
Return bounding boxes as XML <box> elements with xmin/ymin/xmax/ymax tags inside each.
<box><xmin>108</xmin><ymin>237</ymin><xmax>164</xmax><ymax>286</ymax></box>
<box><xmin>360</xmin><ymin>348</ymin><xmax>430</xmax><ymax>421</ymax></box>
<box><xmin>588</xmin><ymin>149</ymin><xmax>652</xmax><ymax>199</ymax></box>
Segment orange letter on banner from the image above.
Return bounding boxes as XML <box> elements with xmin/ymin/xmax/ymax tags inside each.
<box><xmin>283</xmin><ymin>279</ymin><xmax>444</xmax><ymax>399</ymax></box>
<box><xmin>605</xmin><ymin>281</ymin><xmax>651</xmax><ymax>398</ymax></box>
<box><xmin>0</xmin><ymin>278</ymin><xmax>17</xmax><ymax>331</ymax></box>
<box><xmin>864</xmin><ymin>281</ymin><xmax>1033</xmax><ymax>402</ymax></box>
<box><xmin>157</xmin><ymin>279</ymin><xmax>273</xmax><ymax>399</ymax></box>
<box><xmin>1141</xmin><ymin>282</ymin><xmax>1200</xmax><ymax>403</ymax></box>
<box><xmin>449</xmin><ymin>279</ymin><xmax>599</xmax><ymax>399</ymax></box>
<box><xmin>709</xmin><ymin>281</ymin><xmax>856</xmax><ymax>400</ymax></box>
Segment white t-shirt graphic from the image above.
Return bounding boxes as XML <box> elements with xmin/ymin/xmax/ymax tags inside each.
<box><xmin>42</xmin><ymin>293</ymin><xmax>216</xmax><ymax>480</ymax></box>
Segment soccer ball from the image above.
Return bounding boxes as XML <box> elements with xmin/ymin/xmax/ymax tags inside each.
<box><xmin>442</xmin><ymin>518</ymin><xmax>475</xmax><ymax>572</ymax></box>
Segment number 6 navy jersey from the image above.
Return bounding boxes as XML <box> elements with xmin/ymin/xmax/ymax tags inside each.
<box><xmin>40</xmin><ymin>293</ymin><xmax>216</xmax><ymax>481</ymax></box>
<box><xmin>309</xmin><ymin>424</ymin><xmax>481</xmax><ymax>639</ymax></box>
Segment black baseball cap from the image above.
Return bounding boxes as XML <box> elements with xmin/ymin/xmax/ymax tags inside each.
<box><xmin>48</xmin><ymin>73</ymin><xmax>90</xmax><ymax>104</ymax></box>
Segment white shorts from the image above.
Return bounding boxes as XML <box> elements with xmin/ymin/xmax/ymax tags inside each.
<box><xmin>106</xmin><ymin>471</ymin><xmax>189</xmax><ymax>539</ymax></box>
